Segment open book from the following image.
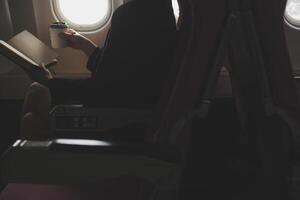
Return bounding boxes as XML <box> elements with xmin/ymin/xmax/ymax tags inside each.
<box><xmin>0</xmin><ymin>30</ymin><xmax>58</xmax><ymax>71</ymax></box>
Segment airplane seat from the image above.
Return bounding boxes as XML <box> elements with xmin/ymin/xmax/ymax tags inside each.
<box><xmin>176</xmin><ymin>0</ymin><xmax>299</xmax><ymax>199</ymax></box>
<box><xmin>249</xmin><ymin>0</ymin><xmax>300</xmax><ymax>198</ymax></box>
<box><xmin>245</xmin><ymin>0</ymin><xmax>300</xmax><ymax>172</ymax></box>
<box><xmin>229</xmin><ymin>0</ymin><xmax>298</xmax><ymax>199</ymax></box>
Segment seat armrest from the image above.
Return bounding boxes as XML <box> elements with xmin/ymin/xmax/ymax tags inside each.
<box><xmin>50</xmin><ymin>139</ymin><xmax>181</xmax><ymax>163</ymax></box>
<box><xmin>1</xmin><ymin>139</ymin><xmax>181</xmax><ymax>185</ymax></box>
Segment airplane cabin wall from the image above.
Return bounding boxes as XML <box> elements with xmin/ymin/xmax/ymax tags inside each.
<box><xmin>285</xmin><ymin>24</ymin><xmax>300</xmax><ymax>86</ymax></box>
<box><xmin>0</xmin><ymin>0</ymin><xmax>13</xmax><ymax>40</ymax></box>
<box><xmin>285</xmin><ymin>24</ymin><xmax>300</xmax><ymax>96</ymax></box>
<box><xmin>0</xmin><ymin>0</ymin><xmax>14</xmax><ymax>76</ymax></box>
<box><xmin>0</xmin><ymin>0</ymin><xmax>35</xmax><ymax>99</ymax></box>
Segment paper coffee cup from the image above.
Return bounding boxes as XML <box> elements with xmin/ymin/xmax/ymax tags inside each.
<box><xmin>49</xmin><ymin>22</ymin><xmax>68</xmax><ymax>48</ymax></box>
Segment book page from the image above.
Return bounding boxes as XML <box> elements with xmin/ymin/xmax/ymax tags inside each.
<box><xmin>0</xmin><ymin>40</ymin><xmax>39</xmax><ymax>70</ymax></box>
<box><xmin>8</xmin><ymin>30</ymin><xmax>58</xmax><ymax>66</ymax></box>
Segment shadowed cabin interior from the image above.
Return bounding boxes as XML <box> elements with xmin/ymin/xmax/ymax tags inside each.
<box><xmin>0</xmin><ymin>0</ymin><xmax>299</xmax><ymax>199</ymax></box>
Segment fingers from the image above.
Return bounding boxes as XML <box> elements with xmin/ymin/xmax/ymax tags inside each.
<box><xmin>40</xmin><ymin>63</ymin><xmax>51</xmax><ymax>73</ymax></box>
<box><xmin>66</xmin><ymin>28</ymin><xmax>77</xmax><ymax>34</ymax></box>
<box><xmin>44</xmin><ymin>59</ymin><xmax>57</xmax><ymax>68</ymax></box>
<box><xmin>59</xmin><ymin>32</ymin><xmax>76</xmax><ymax>48</ymax></box>
<box><xmin>40</xmin><ymin>63</ymin><xmax>48</xmax><ymax>73</ymax></box>
<box><xmin>59</xmin><ymin>32</ymin><xmax>73</xmax><ymax>39</ymax></box>
<box><xmin>40</xmin><ymin>63</ymin><xmax>53</xmax><ymax>79</ymax></box>
<box><xmin>59</xmin><ymin>29</ymin><xmax>77</xmax><ymax>39</ymax></box>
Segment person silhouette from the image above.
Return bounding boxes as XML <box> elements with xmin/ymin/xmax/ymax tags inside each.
<box><xmin>21</xmin><ymin>0</ymin><xmax>178</xmax><ymax>139</ymax></box>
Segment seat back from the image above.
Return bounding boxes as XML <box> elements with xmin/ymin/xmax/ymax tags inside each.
<box><xmin>238</xmin><ymin>1</ymin><xmax>298</xmax><ymax>199</ymax></box>
<box><xmin>174</xmin><ymin>0</ymin><xmax>299</xmax><ymax>199</ymax></box>
<box><xmin>146</xmin><ymin>0</ymin><xmax>299</xmax><ymax>199</ymax></box>
<box><xmin>89</xmin><ymin>0</ymin><xmax>178</xmax><ymax>109</ymax></box>
<box><xmin>147</xmin><ymin>0</ymin><xmax>193</xmax><ymax>148</ymax></box>
<box><xmin>147</xmin><ymin>0</ymin><xmax>229</xmax><ymax>156</ymax></box>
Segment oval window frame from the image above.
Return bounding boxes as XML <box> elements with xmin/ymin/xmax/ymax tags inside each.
<box><xmin>285</xmin><ymin>0</ymin><xmax>300</xmax><ymax>29</ymax></box>
<box><xmin>51</xmin><ymin>0</ymin><xmax>112</xmax><ymax>32</ymax></box>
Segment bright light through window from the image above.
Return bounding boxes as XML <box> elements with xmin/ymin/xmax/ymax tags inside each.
<box><xmin>285</xmin><ymin>0</ymin><xmax>300</xmax><ymax>27</ymax></box>
<box><xmin>54</xmin><ymin>0</ymin><xmax>111</xmax><ymax>31</ymax></box>
<box><xmin>172</xmin><ymin>0</ymin><xmax>179</xmax><ymax>21</ymax></box>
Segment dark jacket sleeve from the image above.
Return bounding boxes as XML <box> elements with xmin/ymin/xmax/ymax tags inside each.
<box><xmin>86</xmin><ymin>47</ymin><xmax>103</xmax><ymax>74</ymax></box>
<box><xmin>48</xmin><ymin>77</ymin><xmax>139</xmax><ymax>108</ymax></box>
<box><xmin>48</xmin><ymin>47</ymin><xmax>103</xmax><ymax>105</ymax></box>
<box><xmin>48</xmin><ymin>78</ymin><xmax>91</xmax><ymax>105</ymax></box>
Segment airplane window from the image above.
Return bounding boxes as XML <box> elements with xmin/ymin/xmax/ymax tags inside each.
<box><xmin>285</xmin><ymin>0</ymin><xmax>300</xmax><ymax>27</ymax></box>
<box><xmin>52</xmin><ymin>0</ymin><xmax>111</xmax><ymax>31</ymax></box>
<box><xmin>172</xmin><ymin>0</ymin><xmax>180</xmax><ymax>21</ymax></box>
